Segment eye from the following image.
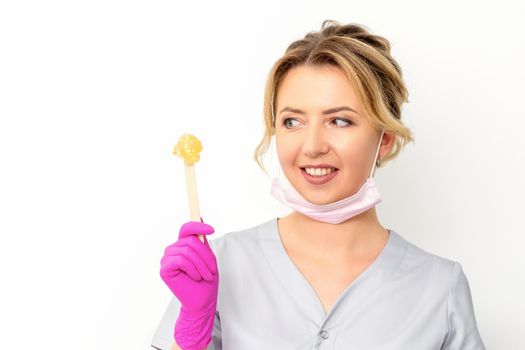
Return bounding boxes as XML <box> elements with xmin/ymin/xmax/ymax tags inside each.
<box><xmin>281</xmin><ymin>117</ymin><xmax>353</xmax><ymax>129</ymax></box>
<box><xmin>282</xmin><ymin>117</ymin><xmax>301</xmax><ymax>129</ymax></box>
<box><xmin>331</xmin><ymin>117</ymin><xmax>353</xmax><ymax>127</ymax></box>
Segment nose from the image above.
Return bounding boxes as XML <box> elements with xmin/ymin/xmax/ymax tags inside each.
<box><xmin>302</xmin><ymin>123</ymin><xmax>330</xmax><ymax>157</ymax></box>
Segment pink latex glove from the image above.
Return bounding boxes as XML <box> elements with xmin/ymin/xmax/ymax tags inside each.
<box><xmin>159</xmin><ymin>218</ymin><xmax>219</xmax><ymax>350</ymax></box>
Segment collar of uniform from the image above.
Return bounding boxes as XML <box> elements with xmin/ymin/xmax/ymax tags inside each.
<box><xmin>257</xmin><ymin>217</ymin><xmax>409</xmax><ymax>328</ymax></box>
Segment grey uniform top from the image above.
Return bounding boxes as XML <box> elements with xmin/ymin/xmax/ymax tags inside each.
<box><xmin>151</xmin><ymin>217</ymin><xmax>485</xmax><ymax>350</ymax></box>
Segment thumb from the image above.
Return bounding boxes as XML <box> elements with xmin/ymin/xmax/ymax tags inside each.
<box><xmin>179</xmin><ymin>221</ymin><xmax>215</xmax><ymax>239</ymax></box>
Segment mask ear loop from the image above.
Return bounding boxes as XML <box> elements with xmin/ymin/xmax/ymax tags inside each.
<box><xmin>271</xmin><ymin>135</ymin><xmax>289</xmax><ymax>189</ymax></box>
<box><xmin>271</xmin><ymin>93</ymin><xmax>296</xmax><ymax>192</ymax></box>
<box><xmin>270</xmin><ymin>91</ymin><xmax>283</xmax><ymax>183</ymax></box>
<box><xmin>269</xmin><ymin>114</ymin><xmax>298</xmax><ymax>198</ymax></box>
<box><xmin>370</xmin><ymin>130</ymin><xmax>385</xmax><ymax>178</ymax></box>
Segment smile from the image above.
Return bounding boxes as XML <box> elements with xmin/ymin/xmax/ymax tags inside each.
<box><xmin>300</xmin><ymin>167</ymin><xmax>339</xmax><ymax>185</ymax></box>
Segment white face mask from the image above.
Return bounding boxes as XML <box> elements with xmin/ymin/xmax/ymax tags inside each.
<box><xmin>270</xmin><ymin>130</ymin><xmax>384</xmax><ymax>224</ymax></box>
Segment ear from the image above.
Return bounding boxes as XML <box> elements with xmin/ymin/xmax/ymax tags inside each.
<box><xmin>379</xmin><ymin>131</ymin><xmax>395</xmax><ymax>160</ymax></box>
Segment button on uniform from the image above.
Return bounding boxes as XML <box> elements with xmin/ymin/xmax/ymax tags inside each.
<box><xmin>319</xmin><ymin>330</ymin><xmax>329</xmax><ymax>340</ymax></box>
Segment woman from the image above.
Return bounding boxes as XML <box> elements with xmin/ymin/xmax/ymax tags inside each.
<box><xmin>152</xmin><ymin>20</ymin><xmax>485</xmax><ymax>350</ymax></box>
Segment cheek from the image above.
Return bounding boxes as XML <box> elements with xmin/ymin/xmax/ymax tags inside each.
<box><xmin>275</xmin><ymin>144</ymin><xmax>294</xmax><ymax>169</ymax></box>
<box><xmin>277</xmin><ymin>149</ymin><xmax>296</xmax><ymax>167</ymax></box>
<box><xmin>334</xmin><ymin>141</ymin><xmax>369</xmax><ymax>169</ymax></box>
<box><xmin>276</xmin><ymin>138</ymin><xmax>299</xmax><ymax>164</ymax></box>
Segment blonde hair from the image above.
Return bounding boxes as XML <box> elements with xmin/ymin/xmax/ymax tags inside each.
<box><xmin>253</xmin><ymin>20</ymin><xmax>414</xmax><ymax>175</ymax></box>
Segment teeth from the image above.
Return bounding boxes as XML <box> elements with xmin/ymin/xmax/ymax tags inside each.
<box><xmin>304</xmin><ymin>167</ymin><xmax>336</xmax><ymax>176</ymax></box>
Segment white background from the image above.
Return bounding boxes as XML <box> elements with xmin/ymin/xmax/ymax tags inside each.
<box><xmin>1</xmin><ymin>0</ymin><xmax>524</xmax><ymax>349</ymax></box>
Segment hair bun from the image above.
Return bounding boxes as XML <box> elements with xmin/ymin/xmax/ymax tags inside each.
<box><xmin>321</xmin><ymin>20</ymin><xmax>391</xmax><ymax>53</ymax></box>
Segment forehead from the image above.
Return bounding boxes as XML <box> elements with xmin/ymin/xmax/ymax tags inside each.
<box><xmin>276</xmin><ymin>64</ymin><xmax>361</xmax><ymax>111</ymax></box>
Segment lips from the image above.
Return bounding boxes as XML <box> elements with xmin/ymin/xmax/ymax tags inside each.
<box><xmin>300</xmin><ymin>167</ymin><xmax>339</xmax><ymax>185</ymax></box>
<box><xmin>300</xmin><ymin>163</ymin><xmax>339</xmax><ymax>170</ymax></box>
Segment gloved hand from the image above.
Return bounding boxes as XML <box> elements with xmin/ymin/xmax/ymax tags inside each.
<box><xmin>159</xmin><ymin>218</ymin><xmax>219</xmax><ymax>350</ymax></box>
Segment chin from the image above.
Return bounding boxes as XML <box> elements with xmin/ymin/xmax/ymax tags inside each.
<box><xmin>309</xmin><ymin>197</ymin><xmax>335</xmax><ymax>205</ymax></box>
<box><xmin>299</xmin><ymin>190</ymin><xmax>338</xmax><ymax>205</ymax></box>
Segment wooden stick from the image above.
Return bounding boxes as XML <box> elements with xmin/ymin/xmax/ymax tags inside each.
<box><xmin>184</xmin><ymin>161</ymin><xmax>204</xmax><ymax>243</ymax></box>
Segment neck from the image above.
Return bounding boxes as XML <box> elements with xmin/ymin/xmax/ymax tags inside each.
<box><xmin>279</xmin><ymin>207</ymin><xmax>389</xmax><ymax>260</ymax></box>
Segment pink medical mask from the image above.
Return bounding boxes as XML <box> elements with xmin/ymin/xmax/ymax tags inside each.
<box><xmin>270</xmin><ymin>131</ymin><xmax>384</xmax><ymax>225</ymax></box>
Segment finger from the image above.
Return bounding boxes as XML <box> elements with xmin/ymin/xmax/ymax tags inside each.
<box><xmin>173</xmin><ymin>244</ymin><xmax>214</xmax><ymax>281</ymax></box>
<box><xmin>159</xmin><ymin>262</ymin><xmax>181</xmax><ymax>279</ymax></box>
<box><xmin>179</xmin><ymin>221</ymin><xmax>215</xmax><ymax>239</ymax></box>
<box><xmin>166</xmin><ymin>236</ymin><xmax>218</xmax><ymax>276</ymax></box>
<box><xmin>161</xmin><ymin>254</ymin><xmax>202</xmax><ymax>281</ymax></box>
<box><xmin>164</xmin><ymin>237</ymin><xmax>216</xmax><ymax>280</ymax></box>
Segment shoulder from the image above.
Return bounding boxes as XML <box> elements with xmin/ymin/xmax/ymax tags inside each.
<box><xmin>207</xmin><ymin>218</ymin><xmax>271</xmax><ymax>257</ymax></box>
<box><xmin>389</xmin><ymin>232</ymin><xmax>485</xmax><ymax>347</ymax></box>
<box><xmin>394</xmin><ymin>233</ymin><xmax>486</xmax><ymax>348</ymax></box>
<box><xmin>390</xmin><ymin>230</ymin><xmax>462</xmax><ymax>288</ymax></box>
<box><xmin>205</xmin><ymin>218</ymin><xmax>275</xmax><ymax>280</ymax></box>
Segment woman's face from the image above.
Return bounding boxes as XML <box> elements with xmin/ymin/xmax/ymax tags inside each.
<box><xmin>274</xmin><ymin>64</ymin><xmax>386</xmax><ymax>205</ymax></box>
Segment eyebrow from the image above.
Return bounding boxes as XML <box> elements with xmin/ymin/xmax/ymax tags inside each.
<box><xmin>278</xmin><ymin>106</ymin><xmax>358</xmax><ymax>116</ymax></box>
